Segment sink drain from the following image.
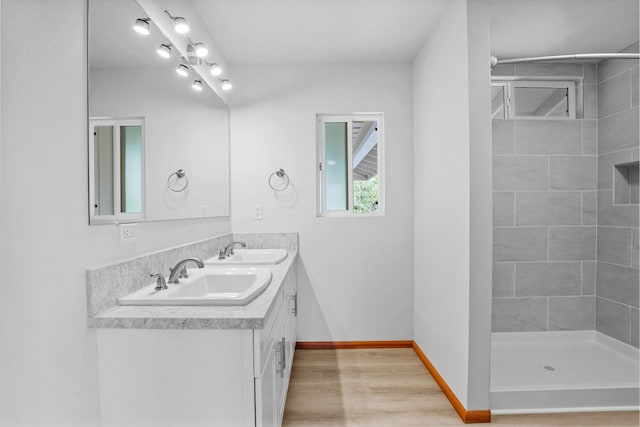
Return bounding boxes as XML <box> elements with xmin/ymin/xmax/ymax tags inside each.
<box><xmin>543</xmin><ymin>365</ymin><xmax>555</xmax><ymax>371</ymax></box>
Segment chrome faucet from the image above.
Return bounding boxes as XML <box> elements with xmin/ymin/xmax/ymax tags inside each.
<box><xmin>168</xmin><ymin>257</ymin><xmax>204</xmax><ymax>284</ymax></box>
<box><xmin>220</xmin><ymin>241</ymin><xmax>247</xmax><ymax>258</ymax></box>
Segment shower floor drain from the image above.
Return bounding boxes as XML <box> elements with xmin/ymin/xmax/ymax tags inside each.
<box><xmin>543</xmin><ymin>365</ymin><xmax>556</xmax><ymax>371</ymax></box>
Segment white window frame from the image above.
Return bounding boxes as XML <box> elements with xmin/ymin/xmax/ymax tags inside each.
<box><xmin>89</xmin><ymin>117</ymin><xmax>145</xmax><ymax>224</ymax></box>
<box><xmin>491</xmin><ymin>78</ymin><xmax>576</xmax><ymax>120</ymax></box>
<box><xmin>316</xmin><ymin>113</ymin><xmax>385</xmax><ymax>218</ymax></box>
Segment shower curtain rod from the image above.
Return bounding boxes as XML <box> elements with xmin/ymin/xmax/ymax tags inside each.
<box><xmin>495</xmin><ymin>52</ymin><xmax>640</xmax><ymax>65</ymax></box>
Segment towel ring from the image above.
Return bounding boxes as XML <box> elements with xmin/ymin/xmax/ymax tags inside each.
<box><xmin>268</xmin><ymin>168</ymin><xmax>290</xmax><ymax>191</ymax></box>
<box><xmin>168</xmin><ymin>169</ymin><xmax>189</xmax><ymax>192</ymax></box>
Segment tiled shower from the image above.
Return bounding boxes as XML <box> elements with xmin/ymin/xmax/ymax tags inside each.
<box><xmin>491</xmin><ymin>43</ymin><xmax>639</xmax><ymax>348</ymax></box>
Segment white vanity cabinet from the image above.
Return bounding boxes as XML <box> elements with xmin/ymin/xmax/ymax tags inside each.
<box><xmin>255</xmin><ymin>263</ymin><xmax>297</xmax><ymax>427</ymax></box>
<box><xmin>96</xmin><ymin>263</ymin><xmax>297</xmax><ymax>427</ymax></box>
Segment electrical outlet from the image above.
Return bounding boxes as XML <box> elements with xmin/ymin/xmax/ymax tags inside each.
<box><xmin>254</xmin><ymin>204</ymin><xmax>263</xmax><ymax>220</ymax></box>
<box><xmin>119</xmin><ymin>223</ymin><xmax>138</xmax><ymax>242</ymax></box>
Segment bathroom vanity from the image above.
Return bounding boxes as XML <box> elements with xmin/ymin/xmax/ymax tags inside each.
<box><xmin>88</xmin><ymin>234</ymin><xmax>298</xmax><ymax>427</ymax></box>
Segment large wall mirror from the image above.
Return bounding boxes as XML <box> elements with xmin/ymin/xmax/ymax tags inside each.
<box><xmin>88</xmin><ymin>0</ymin><xmax>230</xmax><ymax>225</ymax></box>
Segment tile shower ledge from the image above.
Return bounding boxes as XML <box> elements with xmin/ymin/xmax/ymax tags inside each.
<box><xmin>89</xmin><ymin>249</ymin><xmax>297</xmax><ymax>330</ymax></box>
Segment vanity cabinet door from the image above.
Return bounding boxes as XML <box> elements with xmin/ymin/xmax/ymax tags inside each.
<box><xmin>274</xmin><ymin>318</ymin><xmax>287</xmax><ymax>425</ymax></box>
<box><xmin>256</xmin><ymin>345</ymin><xmax>278</xmax><ymax>427</ymax></box>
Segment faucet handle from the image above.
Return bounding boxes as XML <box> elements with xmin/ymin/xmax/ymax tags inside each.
<box><xmin>150</xmin><ymin>273</ymin><xmax>168</xmax><ymax>291</ymax></box>
<box><xmin>217</xmin><ymin>247</ymin><xmax>226</xmax><ymax>260</ymax></box>
<box><xmin>178</xmin><ymin>265</ymin><xmax>189</xmax><ymax>279</ymax></box>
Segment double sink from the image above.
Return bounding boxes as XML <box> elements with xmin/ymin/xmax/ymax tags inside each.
<box><xmin>118</xmin><ymin>249</ymin><xmax>288</xmax><ymax>307</ymax></box>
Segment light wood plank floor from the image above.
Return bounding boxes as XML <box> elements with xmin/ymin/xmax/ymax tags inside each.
<box><xmin>282</xmin><ymin>348</ymin><xmax>639</xmax><ymax>427</ymax></box>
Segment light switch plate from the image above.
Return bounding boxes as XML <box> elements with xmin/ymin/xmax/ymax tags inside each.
<box><xmin>254</xmin><ymin>204</ymin><xmax>263</xmax><ymax>220</ymax></box>
<box><xmin>119</xmin><ymin>223</ymin><xmax>138</xmax><ymax>242</ymax></box>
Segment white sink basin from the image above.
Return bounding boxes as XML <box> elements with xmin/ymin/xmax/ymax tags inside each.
<box><xmin>204</xmin><ymin>249</ymin><xmax>288</xmax><ymax>265</ymax></box>
<box><xmin>118</xmin><ymin>267</ymin><xmax>272</xmax><ymax>306</ymax></box>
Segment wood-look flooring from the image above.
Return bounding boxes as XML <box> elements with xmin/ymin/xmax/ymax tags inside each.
<box><xmin>282</xmin><ymin>348</ymin><xmax>639</xmax><ymax>427</ymax></box>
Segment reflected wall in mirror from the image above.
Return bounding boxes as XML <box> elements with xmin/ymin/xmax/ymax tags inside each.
<box><xmin>88</xmin><ymin>0</ymin><xmax>230</xmax><ymax>225</ymax></box>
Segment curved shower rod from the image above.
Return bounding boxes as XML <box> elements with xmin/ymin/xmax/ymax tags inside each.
<box><xmin>491</xmin><ymin>53</ymin><xmax>640</xmax><ymax>69</ymax></box>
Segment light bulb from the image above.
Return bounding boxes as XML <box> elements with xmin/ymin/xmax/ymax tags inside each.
<box><xmin>173</xmin><ymin>17</ymin><xmax>189</xmax><ymax>34</ymax></box>
<box><xmin>192</xmin><ymin>80</ymin><xmax>204</xmax><ymax>91</ymax></box>
<box><xmin>194</xmin><ymin>43</ymin><xmax>208</xmax><ymax>57</ymax></box>
<box><xmin>157</xmin><ymin>44</ymin><xmax>172</xmax><ymax>58</ymax></box>
<box><xmin>221</xmin><ymin>79</ymin><xmax>232</xmax><ymax>91</ymax></box>
<box><xmin>133</xmin><ymin>18</ymin><xmax>150</xmax><ymax>35</ymax></box>
<box><xmin>210</xmin><ymin>64</ymin><xmax>222</xmax><ymax>76</ymax></box>
<box><xmin>176</xmin><ymin>64</ymin><xmax>189</xmax><ymax>77</ymax></box>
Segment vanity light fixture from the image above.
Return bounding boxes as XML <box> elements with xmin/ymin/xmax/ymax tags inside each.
<box><xmin>176</xmin><ymin>64</ymin><xmax>189</xmax><ymax>77</ymax></box>
<box><xmin>164</xmin><ymin>10</ymin><xmax>189</xmax><ymax>34</ymax></box>
<box><xmin>207</xmin><ymin>62</ymin><xmax>222</xmax><ymax>76</ymax></box>
<box><xmin>157</xmin><ymin>43</ymin><xmax>172</xmax><ymax>58</ymax></box>
<box><xmin>194</xmin><ymin>43</ymin><xmax>208</xmax><ymax>58</ymax></box>
<box><xmin>133</xmin><ymin>18</ymin><xmax>150</xmax><ymax>35</ymax></box>
<box><xmin>192</xmin><ymin>80</ymin><xmax>204</xmax><ymax>91</ymax></box>
<box><xmin>220</xmin><ymin>79</ymin><xmax>232</xmax><ymax>91</ymax></box>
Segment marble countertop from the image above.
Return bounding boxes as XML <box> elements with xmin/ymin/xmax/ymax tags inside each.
<box><xmin>89</xmin><ymin>249</ymin><xmax>297</xmax><ymax>330</ymax></box>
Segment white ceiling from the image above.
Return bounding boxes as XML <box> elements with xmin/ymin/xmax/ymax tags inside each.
<box><xmin>189</xmin><ymin>0</ymin><xmax>449</xmax><ymax>64</ymax></box>
<box><xmin>490</xmin><ymin>0</ymin><xmax>639</xmax><ymax>60</ymax></box>
<box><xmin>91</xmin><ymin>0</ymin><xmax>640</xmax><ymax>70</ymax></box>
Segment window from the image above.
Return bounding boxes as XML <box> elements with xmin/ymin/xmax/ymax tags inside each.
<box><xmin>89</xmin><ymin>118</ymin><xmax>144</xmax><ymax>223</ymax></box>
<box><xmin>491</xmin><ymin>80</ymin><xmax>576</xmax><ymax>120</ymax></box>
<box><xmin>316</xmin><ymin>113</ymin><xmax>384</xmax><ymax>216</ymax></box>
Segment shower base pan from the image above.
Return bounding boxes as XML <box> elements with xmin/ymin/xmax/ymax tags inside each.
<box><xmin>491</xmin><ymin>331</ymin><xmax>639</xmax><ymax>414</ymax></box>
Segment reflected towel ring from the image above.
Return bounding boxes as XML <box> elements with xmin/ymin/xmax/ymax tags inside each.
<box><xmin>168</xmin><ymin>169</ymin><xmax>189</xmax><ymax>192</ymax></box>
<box><xmin>268</xmin><ymin>168</ymin><xmax>289</xmax><ymax>191</ymax></box>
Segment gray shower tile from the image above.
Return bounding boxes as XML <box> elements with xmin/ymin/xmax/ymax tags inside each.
<box><xmin>492</xmin><ymin>297</ymin><xmax>547</xmax><ymax>332</ymax></box>
<box><xmin>598</xmin><ymin>107</ymin><xmax>639</xmax><ymax>154</ymax></box>
<box><xmin>550</xmin><ymin>156</ymin><xmax>597</xmax><ymax>190</ymax></box>
<box><xmin>597</xmin><ymin>227</ymin><xmax>633</xmax><ymax>266</ymax></box>
<box><xmin>549</xmin><ymin>226</ymin><xmax>596</xmax><ymax>261</ymax></box>
<box><xmin>582</xmin><ymin>261</ymin><xmax>596</xmax><ymax>295</ymax></box>
<box><xmin>598</xmin><ymin>190</ymin><xmax>639</xmax><ymax>227</ymax></box>
<box><xmin>493</xmin><ymin>120</ymin><xmax>514</xmax><ymax>155</ymax></box>
<box><xmin>597</xmin><ymin>262</ymin><xmax>639</xmax><ymax>308</ymax></box>
<box><xmin>582</xmin><ymin>191</ymin><xmax>597</xmax><ymax>225</ymax></box>
<box><xmin>598</xmin><ymin>71</ymin><xmax>632</xmax><ymax>118</ymax></box>
<box><xmin>493</xmin><ymin>263</ymin><xmax>515</xmax><ymax>297</ymax></box>
<box><xmin>492</xmin><ymin>64</ymin><xmax>514</xmax><ymax>76</ymax></box>
<box><xmin>633</xmin><ymin>229</ymin><xmax>639</xmax><ymax>269</ymax></box>
<box><xmin>548</xmin><ymin>296</ymin><xmax>595</xmax><ymax>330</ymax></box>
<box><xmin>493</xmin><ymin>156</ymin><xmax>549</xmax><ymax>190</ymax></box>
<box><xmin>598</xmin><ymin>57</ymin><xmax>640</xmax><ymax>83</ymax></box>
<box><xmin>622</xmin><ymin>42</ymin><xmax>640</xmax><ymax>54</ymax></box>
<box><xmin>631</xmin><ymin>308</ymin><xmax>639</xmax><ymax>348</ymax></box>
<box><xmin>515</xmin><ymin>262</ymin><xmax>581</xmax><ymax>297</ymax></box>
<box><xmin>515</xmin><ymin>120</ymin><xmax>583</xmax><ymax>155</ymax></box>
<box><xmin>493</xmin><ymin>192</ymin><xmax>514</xmax><ymax>226</ymax></box>
<box><xmin>582</xmin><ymin>120</ymin><xmax>597</xmax><ymax>155</ymax></box>
<box><xmin>576</xmin><ymin>84</ymin><xmax>584</xmax><ymax>119</ymax></box>
<box><xmin>516</xmin><ymin>63</ymin><xmax>584</xmax><ymax>78</ymax></box>
<box><xmin>596</xmin><ymin>297</ymin><xmax>631</xmax><ymax>344</ymax></box>
<box><xmin>632</xmin><ymin>67</ymin><xmax>639</xmax><ymax>108</ymax></box>
<box><xmin>584</xmin><ymin>64</ymin><xmax>597</xmax><ymax>84</ymax></box>
<box><xmin>583</xmin><ymin>84</ymin><xmax>597</xmax><ymax>120</ymax></box>
<box><xmin>598</xmin><ymin>148</ymin><xmax>639</xmax><ymax>190</ymax></box>
<box><xmin>515</xmin><ymin>192</ymin><xmax>582</xmax><ymax>226</ymax></box>
<box><xmin>493</xmin><ymin>227</ymin><xmax>548</xmax><ymax>262</ymax></box>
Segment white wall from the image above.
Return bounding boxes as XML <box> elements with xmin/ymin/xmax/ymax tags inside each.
<box><xmin>0</xmin><ymin>1</ymin><xmax>231</xmax><ymax>425</ymax></box>
<box><xmin>230</xmin><ymin>64</ymin><xmax>415</xmax><ymax>341</ymax></box>
<box><xmin>413</xmin><ymin>0</ymin><xmax>491</xmax><ymax>410</ymax></box>
<box><xmin>90</xmin><ymin>67</ymin><xmax>230</xmax><ymax>220</ymax></box>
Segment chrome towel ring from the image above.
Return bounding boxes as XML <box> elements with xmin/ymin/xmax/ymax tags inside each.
<box><xmin>269</xmin><ymin>168</ymin><xmax>290</xmax><ymax>191</ymax></box>
<box><xmin>168</xmin><ymin>169</ymin><xmax>189</xmax><ymax>192</ymax></box>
